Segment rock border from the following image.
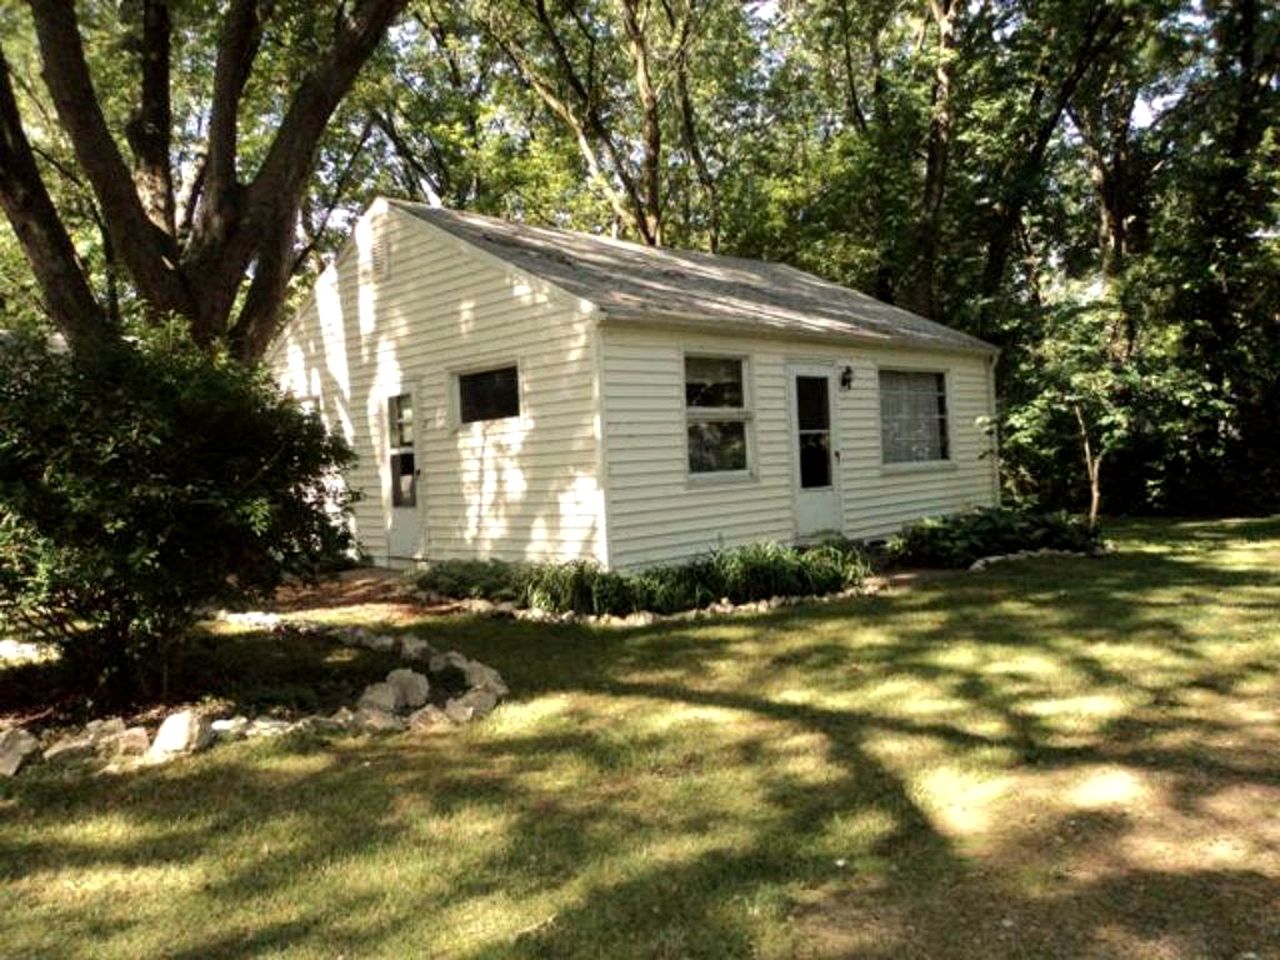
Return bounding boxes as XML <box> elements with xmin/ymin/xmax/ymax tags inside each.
<box><xmin>968</xmin><ymin>546</ymin><xmax>1107</xmax><ymax>571</ymax></box>
<box><xmin>411</xmin><ymin>583</ymin><xmax>878</xmax><ymax>629</ymax></box>
<box><xmin>0</xmin><ymin>621</ymin><xmax>508</xmax><ymax>778</ymax></box>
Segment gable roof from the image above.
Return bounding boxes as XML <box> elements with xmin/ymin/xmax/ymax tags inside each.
<box><xmin>389</xmin><ymin>200</ymin><xmax>996</xmax><ymax>356</ymax></box>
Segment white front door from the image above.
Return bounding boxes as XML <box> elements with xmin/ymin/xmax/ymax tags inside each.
<box><xmin>387</xmin><ymin>387</ymin><xmax>423</xmax><ymax>561</ymax></box>
<box><xmin>790</xmin><ymin>366</ymin><xmax>842</xmax><ymax>538</ymax></box>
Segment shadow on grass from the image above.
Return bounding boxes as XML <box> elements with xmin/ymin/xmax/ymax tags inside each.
<box><xmin>2</xmin><ymin>518</ymin><xmax>1278</xmax><ymax>957</ymax></box>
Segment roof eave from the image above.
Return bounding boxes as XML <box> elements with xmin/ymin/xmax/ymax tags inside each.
<box><xmin>598</xmin><ymin>308</ymin><xmax>1000</xmax><ymax>357</ymax></box>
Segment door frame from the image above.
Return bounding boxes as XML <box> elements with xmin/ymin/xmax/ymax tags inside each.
<box><xmin>786</xmin><ymin>361</ymin><xmax>844</xmax><ymax>540</ymax></box>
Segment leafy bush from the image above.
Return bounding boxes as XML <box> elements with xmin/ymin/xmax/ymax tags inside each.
<box><xmin>415</xmin><ymin>540</ymin><xmax>871</xmax><ymax>617</ymax></box>
<box><xmin>415</xmin><ymin>558</ymin><xmax>529</xmax><ymax>602</ymax></box>
<box><xmin>0</xmin><ymin>329</ymin><xmax>355</xmax><ymax>704</ymax></box>
<box><xmin>885</xmin><ymin>506</ymin><xmax>1101</xmax><ymax>569</ymax></box>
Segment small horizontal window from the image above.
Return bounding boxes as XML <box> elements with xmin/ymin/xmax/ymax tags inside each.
<box><xmin>879</xmin><ymin>370</ymin><xmax>949</xmax><ymax>464</ymax></box>
<box><xmin>459</xmin><ymin>366</ymin><xmax>520</xmax><ymax>424</ymax></box>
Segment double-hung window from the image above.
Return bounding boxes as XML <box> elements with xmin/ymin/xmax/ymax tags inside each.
<box><xmin>685</xmin><ymin>356</ymin><xmax>751</xmax><ymax>475</ymax></box>
<box><xmin>879</xmin><ymin>370</ymin><xmax>949</xmax><ymax>465</ymax></box>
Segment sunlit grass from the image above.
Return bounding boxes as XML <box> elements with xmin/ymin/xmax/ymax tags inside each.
<box><xmin>2</xmin><ymin>518</ymin><xmax>1278</xmax><ymax>958</ymax></box>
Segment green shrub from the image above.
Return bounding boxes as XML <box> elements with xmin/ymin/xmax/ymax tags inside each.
<box><xmin>885</xmin><ymin>506</ymin><xmax>1101</xmax><ymax>569</ymax></box>
<box><xmin>415</xmin><ymin>558</ymin><xmax>529</xmax><ymax>602</ymax></box>
<box><xmin>414</xmin><ymin>540</ymin><xmax>871</xmax><ymax>617</ymax></box>
<box><xmin>0</xmin><ymin>329</ymin><xmax>355</xmax><ymax>705</ymax></box>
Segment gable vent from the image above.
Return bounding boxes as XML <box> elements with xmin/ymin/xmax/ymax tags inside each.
<box><xmin>370</xmin><ymin>234</ymin><xmax>390</xmax><ymax>281</ymax></box>
<box><xmin>359</xmin><ymin>215</ymin><xmax>390</xmax><ymax>282</ymax></box>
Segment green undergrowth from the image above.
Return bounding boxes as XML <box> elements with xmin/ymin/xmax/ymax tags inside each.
<box><xmin>886</xmin><ymin>505</ymin><xmax>1102</xmax><ymax>568</ymax></box>
<box><xmin>416</xmin><ymin>540</ymin><xmax>873</xmax><ymax>616</ymax></box>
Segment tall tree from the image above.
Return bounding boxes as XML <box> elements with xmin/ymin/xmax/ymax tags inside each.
<box><xmin>0</xmin><ymin>0</ymin><xmax>407</xmax><ymax>361</ymax></box>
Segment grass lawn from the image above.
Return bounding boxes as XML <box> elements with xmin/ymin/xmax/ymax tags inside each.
<box><xmin>1</xmin><ymin>518</ymin><xmax>1277</xmax><ymax>959</ymax></box>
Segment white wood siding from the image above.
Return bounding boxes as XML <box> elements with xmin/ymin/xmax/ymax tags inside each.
<box><xmin>600</xmin><ymin>324</ymin><xmax>997</xmax><ymax>569</ymax></box>
<box><xmin>271</xmin><ymin>201</ymin><xmax>605</xmax><ymax>566</ymax></box>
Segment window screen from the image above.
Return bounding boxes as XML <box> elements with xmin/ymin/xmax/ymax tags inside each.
<box><xmin>879</xmin><ymin>371</ymin><xmax>949</xmax><ymax>464</ymax></box>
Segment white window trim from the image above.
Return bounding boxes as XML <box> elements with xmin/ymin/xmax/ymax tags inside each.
<box><xmin>448</xmin><ymin>359</ymin><xmax>526</xmax><ymax>432</ymax></box>
<box><xmin>875</xmin><ymin>364</ymin><xmax>955</xmax><ymax>470</ymax></box>
<box><xmin>683</xmin><ymin>352</ymin><xmax>757</xmax><ymax>484</ymax></box>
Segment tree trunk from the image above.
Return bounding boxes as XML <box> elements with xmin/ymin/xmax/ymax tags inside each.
<box><xmin>0</xmin><ymin>0</ymin><xmax>407</xmax><ymax>362</ymax></box>
<box><xmin>0</xmin><ymin>51</ymin><xmax>111</xmax><ymax>351</ymax></box>
<box><xmin>904</xmin><ymin>0</ymin><xmax>956</xmax><ymax>318</ymax></box>
<box><xmin>1074</xmin><ymin>403</ymin><xmax>1103</xmax><ymax>527</ymax></box>
<box><xmin>621</xmin><ymin>0</ymin><xmax>662</xmax><ymax>245</ymax></box>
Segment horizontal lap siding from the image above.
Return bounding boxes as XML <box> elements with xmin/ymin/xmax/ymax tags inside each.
<box><xmin>838</xmin><ymin>348</ymin><xmax>996</xmax><ymax>539</ymax></box>
<box><xmin>600</xmin><ymin>326</ymin><xmax>996</xmax><ymax>569</ymax></box>
<box><xmin>601</xmin><ymin>328</ymin><xmax>794</xmax><ymax>569</ymax></box>
<box><xmin>271</xmin><ymin>203</ymin><xmax>603</xmax><ymax>566</ymax></box>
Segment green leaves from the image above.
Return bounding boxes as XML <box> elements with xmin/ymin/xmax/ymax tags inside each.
<box><xmin>0</xmin><ymin>328</ymin><xmax>355</xmax><ymax>705</ymax></box>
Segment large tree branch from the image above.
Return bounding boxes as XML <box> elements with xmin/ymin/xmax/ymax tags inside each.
<box><xmin>215</xmin><ymin>0</ymin><xmax>406</xmax><ymax>354</ymax></box>
<box><xmin>0</xmin><ymin>50</ymin><xmax>108</xmax><ymax>350</ymax></box>
<box><xmin>26</xmin><ymin>0</ymin><xmax>188</xmax><ymax>316</ymax></box>
<box><xmin>619</xmin><ymin>0</ymin><xmax>661</xmax><ymax>244</ymax></box>
<box><xmin>978</xmin><ymin>2</ymin><xmax>1126</xmax><ymax>307</ymax></box>
<box><xmin>199</xmin><ymin>0</ymin><xmax>270</xmax><ymax>250</ymax></box>
<box><xmin>124</xmin><ymin>0</ymin><xmax>175</xmax><ymax>235</ymax></box>
<box><xmin>372</xmin><ymin>108</ymin><xmax>439</xmax><ymax>199</ymax></box>
<box><xmin>291</xmin><ymin>118</ymin><xmax>374</xmax><ymax>274</ymax></box>
<box><xmin>489</xmin><ymin>29</ymin><xmax>639</xmax><ymax>232</ymax></box>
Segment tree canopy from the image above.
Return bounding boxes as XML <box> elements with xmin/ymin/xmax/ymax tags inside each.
<box><xmin>0</xmin><ymin>0</ymin><xmax>1277</xmax><ymax>515</ymax></box>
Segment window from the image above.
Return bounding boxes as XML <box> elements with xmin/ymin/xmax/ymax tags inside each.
<box><xmin>388</xmin><ymin>394</ymin><xmax>416</xmax><ymax>507</ymax></box>
<box><xmin>879</xmin><ymin>370</ymin><xmax>949</xmax><ymax>464</ymax></box>
<box><xmin>795</xmin><ymin>375</ymin><xmax>832</xmax><ymax>488</ymax></box>
<box><xmin>458</xmin><ymin>365</ymin><xmax>520</xmax><ymax>424</ymax></box>
<box><xmin>685</xmin><ymin>356</ymin><xmax>750</xmax><ymax>474</ymax></box>
<box><xmin>389</xmin><ymin>393</ymin><xmax>414</xmax><ymax>448</ymax></box>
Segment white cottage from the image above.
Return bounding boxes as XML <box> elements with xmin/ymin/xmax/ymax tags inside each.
<box><xmin>271</xmin><ymin>198</ymin><xmax>1000</xmax><ymax>570</ymax></box>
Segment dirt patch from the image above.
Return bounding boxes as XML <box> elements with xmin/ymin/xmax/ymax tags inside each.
<box><xmin>269</xmin><ymin>567</ymin><xmax>465</xmax><ymax>624</ymax></box>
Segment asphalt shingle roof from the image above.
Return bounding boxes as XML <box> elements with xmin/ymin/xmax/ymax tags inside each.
<box><xmin>392</xmin><ymin>201</ymin><xmax>996</xmax><ymax>355</ymax></box>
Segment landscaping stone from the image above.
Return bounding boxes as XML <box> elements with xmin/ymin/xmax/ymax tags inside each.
<box><xmin>365</xmin><ymin>634</ymin><xmax>398</xmax><ymax>653</ymax></box>
<box><xmin>462</xmin><ymin>661</ymin><xmax>509</xmax><ymax>697</ymax></box>
<box><xmin>970</xmin><ymin>547</ymin><xmax>1091</xmax><ymax>571</ymax></box>
<box><xmin>43</xmin><ymin>733</ymin><xmax>96</xmax><ymax>763</ymax></box>
<box><xmin>399</xmin><ymin>636</ymin><xmax>433</xmax><ymax>661</ymax></box>
<box><xmin>148</xmin><ymin>709</ymin><xmax>213</xmax><ymax>759</ymax></box>
<box><xmin>109</xmin><ymin>727</ymin><xmax>151</xmax><ymax>756</ymax></box>
<box><xmin>353</xmin><ymin>707</ymin><xmax>405</xmax><ymax>733</ymax></box>
<box><xmin>407</xmin><ymin>704</ymin><xmax>449</xmax><ymax>730</ymax></box>
<box><xmin>444</xmin><ymin>698</ymin><xmax>476</xmax><ymax>724</ymax></box>
<box><xmin>429</xmin><ymin>650</ymin><xmax>471</xmax><ymax>673</ymax></box>
<box><xmin>452</xmin><ymin>688</ymin><xmax>499</xmax><ymax>719</ymax></box>
<box><xmin>325</xmin><ymin>706</ymin><xmax>356</xmax><ymax>729</ymax></box>
<box><xmin>357</xmin><ymin>681</ymin><xmax>399</xmax><ymax>713</ymax></box>
<box><xmin>246</xmin><ymin>718</ymin><xmax>294</xmax><ymax>738</ymax></box>
<box><xmin>386</xmin><ymin>668</ymin><xmax>430</xmax><ymax>709</ymax></box>
<box><xmin>0</xmin><ymin>727</ymin><xmax>39</xmax><ymax>777</ymax></box>
<box><xmin>83</xmin><ymin>717</ymin><xmax>127</xmax><ymax>743</ymax></box>
<box><xmin>212</xmin><ymin>716</ymin><xmax>250</xmax><ymax>740</ymax></box>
